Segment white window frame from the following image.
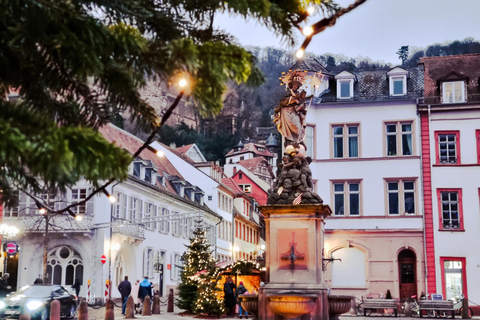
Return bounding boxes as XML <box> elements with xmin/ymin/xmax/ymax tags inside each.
<box><xmin>129</xmin><ymin>196</ymin><xmax>142</xmax><ymax>221</ymax></box>
<box><xmin>389</xmin><ymin>75</ymin><xmax>407</xmax><ymax>96</ymax></box>
<box><xmin>442</xmin><ymin>81</ymin><xmax>465</xmax><ymax>104</ymax></box>
<box><xmin>143</xmin><ymin>247</ymin><xmax>154</xmax><ymax>278</ymax></box>
<box><xmin>384</xmin><ymin>121</ymin><xmax>414</xmax><ymax>157</ymax></box>
<box><xmin>71</xmin><ymin>188</ymin><xmax>87</xmax><ymax>215</ymax></box>
<box><xmin>114</xmin><ymin>191</ymin><xmax>127</xmax><ymax>219</ymax></box>
<box><xmin>172</xmin><ymin>212</ymin><xmax>180</xmax><ymax>237</ymax></box>
<box><xmin>337</xmin><ymin>79</ymin><xmax>354</xmax><ymax>99</ymax></box>
<box><xmin>331</xmin><ymin>180</ymin><xmax>362</xmax><ymax>216</ymax></box>
<box><xmin>305</xmin><ymin>125</ymin><xmax>315</xmax><ymax>158</ymax></box>
<box><xmin>145</xmin><ymin>202</ymin><xmax>156</xmax><ymax>230</ymax></box>
<box><xmin>331</xmin><ymin>124</ymin><xmax>360</xmax><ymax>159</ymax></box>
<box><xmin>385</xmin><ymin>179</ymin><xmax>417</xmax><ymax>215</ymax></box>
<box><xmin>159</xmin><ymin>207</ymin><xmax>170</xmax><ymax>234</ymax></box>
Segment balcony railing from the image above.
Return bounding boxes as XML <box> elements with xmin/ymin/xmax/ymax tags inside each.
<box><xmin>3</xmin><ymin>215</ymin><xmax>94</xmax><ymax>234</ymax></box>
<box><xmin>422</xmin><ymin>93</ymin><xmax>480</xmax><ymax>105</ymax></box>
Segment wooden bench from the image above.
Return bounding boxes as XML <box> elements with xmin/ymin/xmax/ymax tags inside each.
<box><xmin>363</xmin><ymin>299</ymin><xmax>398</xmax><ymax>317</ymax></box>
<box><xmin>418</xmin><ymin>300</ymin><xmax>455</xmax><ymax>318</ymax></box>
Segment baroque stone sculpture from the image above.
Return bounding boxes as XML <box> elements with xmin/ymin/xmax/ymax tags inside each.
<box><xmin>268</xmin><ymin>69</ymin><xmax>323</xmax><ymax>205</ymax></box>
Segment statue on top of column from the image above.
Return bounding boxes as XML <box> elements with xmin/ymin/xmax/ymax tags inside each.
<box><xmin>268</xmin><ymin>69</ymin><xmax>323</xmax><ymax>205</ymax></box>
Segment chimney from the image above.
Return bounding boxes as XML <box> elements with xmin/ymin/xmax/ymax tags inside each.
<box><xmin>233</xmin><ymin>166</ymin><xmax>237</xmax><ymax>175</ymax></box>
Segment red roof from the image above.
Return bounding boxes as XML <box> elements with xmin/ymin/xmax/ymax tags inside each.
<box><xmin>175</xmin><ymin>144</ymin><xmax>194</xmax><ymax>155</ymax></box>
<box><xmin>221</xmin><ymin>177</ymin><xmax>244</xmax><ymax>194</ymax></box>
<box><xmin>99</xmin><ymin>124</ymin><xmax>182</xmax><ymax>193</ymax></box>
<box><xmin>225</xmin><ymin>142</ymin><xmax>274</xmax><ymax>158</ymax></box>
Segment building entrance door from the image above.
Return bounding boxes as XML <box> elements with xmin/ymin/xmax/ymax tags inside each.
<box><xmin>398</xmin><ymin>249</ymin><xmax>417</xmax><ymax>301</ymax></box>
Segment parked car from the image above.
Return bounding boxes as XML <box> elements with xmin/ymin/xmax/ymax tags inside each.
<box><xmin>0</xmin><ymin>285</ymin><xmax>77</xmax><ymax>320</ymax></box>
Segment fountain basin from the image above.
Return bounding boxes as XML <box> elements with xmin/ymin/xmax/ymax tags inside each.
<box><xmin>238</xmin><ymin>294</ymin><xmax>258</xmax><ymax>319</ymax></box>
<box><xmin>268</xmin><ymin>295</ymin><xmax>316</xmax><ymax>319</ymax></box>
<box><xmin>328</xmin><ymin>295</ymin><xmax>354</xmax><ymax>320</ymax></box>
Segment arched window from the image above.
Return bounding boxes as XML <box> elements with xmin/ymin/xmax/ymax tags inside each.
<box><xmin>46</xmin><ymin>246</ymin><xmax>83</xmax><ymax>286</ymax></box>
<box><xmin>331</xmin><ymin>247</ymin><xmax>366</xmax><ymax>287</ymax></box>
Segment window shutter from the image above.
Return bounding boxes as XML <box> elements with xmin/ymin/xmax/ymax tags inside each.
<box><xmin>143</xmin><ymin>248</ymin><xmax>148</xmax><ymax>277</ymax></box>
<box><xmin>170</xmin><ymin>253</ymin><xmax>175</xmax><ymax>280</ymax></box>
<box><xmin>86</xmin><ymin>188</ymin><xmax>94</xmax><ymax>216</ymax></box>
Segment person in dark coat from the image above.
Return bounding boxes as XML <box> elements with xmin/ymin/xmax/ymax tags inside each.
<box><xmin>118</xmin><ymin>276</ymin><xmax>132</xmax><ymax>315</ymax></box>
<box><xmin>223</xmin><ymin>276</ymin><xmax>236</xmax><ymax>316</ymax></box>
<box><xmin>138</xmin><ymin>277</ymin><xmax>152</xmax><ymax>303</ymax></box>
<box><xmin>236</xmin><ymin>282</ymin><xmax>248</xmax><ymax>319</ymax></box>
<box><xmin>0</xmin><ymin>274</ymin><xmax>11</xmax><ymax>297</ymax></box>
<box><xmin>71</xmin><ymin>277</ymin><xmax>81</xmax><ymax>298</ymax></box>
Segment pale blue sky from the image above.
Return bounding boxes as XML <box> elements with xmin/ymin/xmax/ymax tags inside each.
<box><xmin>214</xmin><ymin>0</ymin><xmax>480</xmax><ymax>65</ymax></box>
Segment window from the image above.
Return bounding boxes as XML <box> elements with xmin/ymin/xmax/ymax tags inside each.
<box><xmin>335</xmin><ymin>71</ymin><xmax>355</xmax><ymax>100</ymax></box>
<box><xmin>3</xmin><ymin>205</ymin><xmax>18</xmax><ymax>218</ymax></box>
<box><xmin>133</xmin><ymin>161</ymin><xmax>141</xmax><ymax>178</ymax></box>
<box><xmin>332</xmin><ymin>181</ymin><xmax>361</xmax><ymax>216</ymax></box>
<box><xmin>387</xmin><ymin>68</ymin><xmax>408</xmax><ymax>96</ymax></box>
<box><xmin>171</xmin><ymin>253</ymin><xmax>182</xmax><ymax>281</ymax></box>
<box><xmin>143</xmin><ymin>247</ymin><xmax>154</xmax><ymax>278</ymax></box>
<box><xmin>239</xmin><ymin>173</ymin><xmax>243</xmax><ymax>179</ymax></box>
<box><xmin>332</xmin><ymin>124</ymin><xmax>359</xmax><ymax>158</ymax></box>
<box><xmin>129</xmin><ymin>197</ymin><xmax>142</xmax><ymax>221</ymax></box>
<box><xmin>440</xmin><ymin>258</ymin><xmax>467</xmax><ymax>300</ymax></box>
<box><xmin>240</xmin><ymin>184</ymin><xmax>252</xmax><ymax>193</ymax></box>
<box><xmin>386</xmin><ymin>179</ymin><xmax>416</xmax><ymax>215</ymax></box>
<box><xmin>181</xmin><ymin>215</ymin><xmax>189</xmax><ymax>238</ymax></box>
<box><xmin>46</xmin><ymin>246</ymin><xmax>83</xmax><ymax>287</ymax></box>
<box><xmin>71</xmin><ymin>189</ymin><xmax>87</xmax><ymax>215</ymax></box>
<box><xmin>172</xmin><ymin>212</ymin><xmax>180</xmax><ymax>236</ymax></box>
<box><xmin>306</xmin><ymin>125</ymin><xmax>315</xmax><ymax>158</ymax></box>
<box><xmin>437</xmin><ymin>189</ymin><xmax>463</xmax><ymax>230</ymax></box>
<box><xmin>436</xmin><ymin>131</ymin><xmax>460</xmax><ymax>164</ymax></box>
<box><xmin>208</xmin><ymin>195</ymin><xmax>213</xmax><ymax>201</ymax></box>
<box><xmin>145</xmin><ymin>202</ymin><xmax>156</xmax><ymax>230</ymax></box>
<box><xmin>114</xmin><ymin>191</ymin><xmax>127</xmax><ymax>219</ymax></box>
<box><xmin>442</xmin><ymin>81</ymin><xmax>465</xmax><ymax>103</ymax></box>
<box><xmin>159</xmin><ymin>207</ymin><xmax>170</xmax><ymax>234</ymax></box>
<box><xmin>385</xmin><ymin>121</ymin><xmax>413</xmax><ymax>156</ymax></box>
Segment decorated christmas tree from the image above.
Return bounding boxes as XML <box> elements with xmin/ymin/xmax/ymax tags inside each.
<box><xmin>194</xmin><ymin>253</ymin><xmax>224</xmax><ymax>316</ymax></box>
<box><xmin>177</xmin><ymin>220</ymin><xmax>223</xmax><ymax>315</ymax></box>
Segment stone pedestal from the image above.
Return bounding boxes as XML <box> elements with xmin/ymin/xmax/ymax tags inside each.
<box><xmin>258</xmin><ymin>204</ymin><xmax>332</xmax><ymax>320</ymax></box>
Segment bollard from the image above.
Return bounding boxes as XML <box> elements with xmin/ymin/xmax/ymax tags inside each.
<box><xmin>105</xmin><ymin>299</ymin><xmax>115</xmax><ymax>320</ymax></box>
<box><xmin>125</xmin><ymin>296</ymin><xmax>135</xmax><ymax>319</ymax></box>
<box><xmin>78</xmin><ymin>301</ymin><xmax>88</xmax><ymax>320</ymax></box>
<box><xmin>462</xmin><ymin>297</ymin><xmax>469</xmax><ymax>319</ymax></box>
<box><xmin>50</xmin><ymin>300</ymin><xmax>61</xmax><ymax>320</ymax></box>
<box><xmin>152</xmin><ymin>295</ymin><xmax>161</xmax><ymax>314</ymax></box>
<box><xmin>167</xmin><ymin>288</ymin><xmax>174</xmax><ymax>313</ymax></box>
<box><xmin>403</xmin><ymin>298</ymin><xmax>412</xmax><ymax>317</ymax></box>
<box><xmin>142</xmin><ymin>296</ymin><xmax>152</xmax><ymax>316</ymax></box>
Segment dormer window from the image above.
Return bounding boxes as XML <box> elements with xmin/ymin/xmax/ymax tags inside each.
<box><xmin>133</xmin><ymin>161</ymin><xmax>142</xmax><ymax>178</ymax></box>
<box><xmin>442</xmin><ymin>81</ymin><xmax>465</xmax><ymax>103</ymax></box>
<box><xmin>387</xmin><ymin>67</ymin><xmax>408</xmax><ymax>96</ymax></box>
<box><xmin>335</xmin><ymin>71</ymin><xmax>356</xmax><ymax>100</ymax></box>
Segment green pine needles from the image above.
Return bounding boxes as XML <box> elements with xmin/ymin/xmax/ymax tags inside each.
<box><xmin>177</xmin><ymin>221</ymin><xmax>224</xmax><ymax>316</ymax></box>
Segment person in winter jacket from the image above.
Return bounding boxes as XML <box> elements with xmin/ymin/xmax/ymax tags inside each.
<box><xmin>118</xmin><ymin>276</ymin><xmax>132</xmax><ymax>315</ymax></box>
<box><xmin>138</xmin><ymin>276</ymin><xmax>152</xmax><ymax>303</ymax></box>
<box><xmin>235</xmin><ymin>282</ymin><xmax>248</xmax><ymax>319</ymax></box>
<box><xmin>223</xmin><ymin>276</ymin><xmax>236</xmax><ymax>316</ymax></box>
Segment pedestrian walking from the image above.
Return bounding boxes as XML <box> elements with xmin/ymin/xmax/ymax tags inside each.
<box><xmin>118</xmin><ymin>276</ymin><xmax>132</xmax><ymax>315</ymax></box>
<box><xmin>71</xmin><ymin>277</ymin><xmax>81</xmax><ymax>298</ymax></box>
<box><xmin>131</xmin><ymin>279</ymin><xmax>140</xmax><ymax>313</ymax></box>
<box><xmin>223</xmin><ymin>276</ymin><xmax>236</xmax><ymax>316</ymax></box>
<box><xmin>138</xmin><ymin>276</ymin><xmax>152</xmax><ymax>303</ymax></box>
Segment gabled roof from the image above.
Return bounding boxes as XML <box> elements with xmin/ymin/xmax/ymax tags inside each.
<box><xmin>221</xmin><ymin>177</ymin><xmax>244</xmax><ymax>195</ymax></box>
<box><xmin>175</xmin><ymin>143</ymin><xmax>207</xmax><ymax>163</ymax></box>
<box><xmin>225</xmin><ymin>142</ymin><xmax>274</xmax><ymax>158</ymax></box>
<box><xmin>99</xmin><ymin>124</ymin><xmax>182</xmax><ymax>193</ymax></box>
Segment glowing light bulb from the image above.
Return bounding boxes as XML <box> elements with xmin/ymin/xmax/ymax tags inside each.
<box><xmin>307</xmin><ymin>6</ymin><xmax>315</xmax><ymax>15</ymax></box>
<box><xmin>296</xmin><ymin>49</ymin><xmax>305</xmax><ymax>59</ymax></box>
<box><xmin>39</xmin><ymin>208</ymin><xmax>47</xmax><ymax>214</ymax></box>
<box><xmin>179</xmin><ymin>79</ymin><xmax>187</xmax><ymax>88</ymax></box>
<box><xmin>303</xmin><ymin>26</ymin><xmax>314</xmax><ymax>37</ymax></box>
<box><xmin>75</xmin><ymin>215</ymin><xmax>84</xmax><ymax>221</ymax></box>
<box><xmin>156</xmin><ymin>150</ymin><xmax>165</xmax><ymax>157</ymax></box>
<box><xmin>108</xmin><ymin>195</ymin><xmax>116</xmax><ymax>203</ymax></box>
